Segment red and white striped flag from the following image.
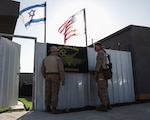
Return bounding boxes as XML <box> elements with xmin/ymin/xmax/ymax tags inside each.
<box><xmin>58</xmin><ymin>9</ymin><xmax>85</xmax><ymax>44</ymax></box>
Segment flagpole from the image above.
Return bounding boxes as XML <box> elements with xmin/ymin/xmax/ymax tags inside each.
<box><xmin>44</xmin><ymin>2</ymin><xmax>47</xmax><ymax>43</ymax></box>
<box><xmin>83</xmin><ymin>8</ymin><xmax>88</xmax><ymax>47</ymax></box>
<box><xmin>83</xmin><ymin>9</ymin><xmax>90</xmax><ymax>83</ymax></box>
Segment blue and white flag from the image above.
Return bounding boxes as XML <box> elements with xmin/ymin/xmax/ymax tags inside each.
<box><xmin>20</xmin><ymin>3</ymin><xmax>46</xmax><ymax>28</ymax></box>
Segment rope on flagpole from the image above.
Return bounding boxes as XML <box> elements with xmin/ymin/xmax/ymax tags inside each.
<box><xmin>83</xmin><ymin>8</ymin><xmax>88</xmax><ymax>47</ymax></box>
<box><xmin>44</xmin><ymin>2</ymin><xmax>47</xmax><ymax>43</ymax></box>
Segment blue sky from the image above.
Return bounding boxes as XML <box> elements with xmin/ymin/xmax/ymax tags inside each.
<box><xmin>13</xmin><ymin>0</ymin><xmax>150</xmax><ymax>72</ymax></box>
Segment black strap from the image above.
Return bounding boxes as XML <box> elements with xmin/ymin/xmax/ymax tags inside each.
<box><xmin>106</xmin><ymin>54</ymin><xmax>112</xmax><ymax>69</ymax></box>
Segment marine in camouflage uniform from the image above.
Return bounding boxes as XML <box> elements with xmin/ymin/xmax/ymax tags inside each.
<box><xmin>41</xmin><ymin>46</ymin><xmax>65</xmax><ymax>114</ymax></box>
<box><xmin>93</xmin><ymin>42</ymin><xmax>112</xmax><ymax>112</ymax></box>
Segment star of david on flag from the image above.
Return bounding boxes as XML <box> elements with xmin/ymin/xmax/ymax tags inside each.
<box><xmin>20</xmin><ymin>3</ymin><xmax>46</xmax><ymax>28</ymax></box>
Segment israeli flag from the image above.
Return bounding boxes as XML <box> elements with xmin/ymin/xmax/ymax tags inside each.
<box><xmin>20</xmin><ymin>3</ymin><xmax>46</xmax><ymax>28</ymax></box>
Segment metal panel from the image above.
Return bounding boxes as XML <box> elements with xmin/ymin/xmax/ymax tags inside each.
<box><xmin>19</xmin><ymin>73</ymin><xmax>33</xmax><ymax>89</ymax></box>
<box><xmin>0</xmin><ymin>37</ymin><xmax>20</xmax><ymax>108</ymax></box>
<box><xmin>105</xmin><ymin>50</ymin><xmax>135</xmax><ymax>104</ymax></box>
<box><xmin>34</xmin><ymin>43</ymin><xmax>47</xmax><ymax>110</ymax></box>
<box><xmin>34</xmin><ymin>43</ymin><xmax>135</xmax><ymax>110</ymax></box>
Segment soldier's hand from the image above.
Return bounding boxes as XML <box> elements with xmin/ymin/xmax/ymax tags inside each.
<box><xmin>89</xmin><ymin>70</ymin><xmax>96</xmax><ymax>75</ymax></box>
<box><xmin>94</xmin><ymin>72</ymin><xmax>98</xmax><ymax>80</ymax></box>
<box><xmin>62</xmin><ymin>81</ymin><xmax>65</xmax><ymax>85</ymax></box>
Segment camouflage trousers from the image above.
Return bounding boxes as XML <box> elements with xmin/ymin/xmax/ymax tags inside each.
<box><xmin>45</xmin><ymin>74</ymin><xmax>60</xmax><ymax>108</ymax></box>
<box><xmin>97</xmin><ymin>77</ymin><xmax>110</xmax><ymax>106</ymax></box>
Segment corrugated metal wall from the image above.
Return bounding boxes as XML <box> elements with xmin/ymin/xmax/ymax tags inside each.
<box><xmin>19</xmin><ymin>73</ymin><xmax>33</xmax><ymax>96</ymax></box>
<box><xmin>34</xmin><ymin>43</ymin><xmax>135</xmax><ymax>110</ymax></box>
<box><xmin>19</xmin><ymin>73</ymin><xmax>33</xmax><ymax>88</ymax></box>
<box><xmin>19</xmin><ymin>73</ymin><xmax>33</xmax><ymax>84</ymax></box>
<box><xmin>0</xmin><ymin>37</ymin><xmax>20</xmax><ymax>108</ymax></box>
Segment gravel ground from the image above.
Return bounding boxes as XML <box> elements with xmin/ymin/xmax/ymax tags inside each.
<box><xmin>0</xmin><ymin>111</ymin><xmax>28</xmax><ymax>120</ymax></box>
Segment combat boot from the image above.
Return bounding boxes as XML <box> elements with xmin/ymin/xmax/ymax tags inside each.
<box><xmin>46</xmin><ymin>106</ymin><xmax>51</xmax><ymax>112</ymax></box>
<box><xmin>51</xmin><ymin>107</ymin><xmax>61</xmax><ymax>114</ymax></box>
<box><xmin>107</xmin><ymin>104</ymin><xmax>112</xmax><ymax>110</ymax></box>
<box><xmin>97</xmin><ymin>105</ymin><xmax>108</xmax><ymax>112</ymax></box>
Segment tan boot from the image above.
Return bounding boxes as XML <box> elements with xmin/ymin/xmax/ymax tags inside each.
<box><xmin>51</xmin><ymin>107</ymin><xmax>61</xmax><ymax>114</ymax></box>
<box><xmin>97</xmin><ymin>105</ymin><xmax>108</xmax><ymax>112</ymax></box>
<box><xmin>46</xmin><ymin>106</ymin><xmax>51</xmax><ymax>112</ymax></box>
<box><xmin>107</xmin><ymin>104</ymin><xmax>112</xmax><ymax>110</ymax></box>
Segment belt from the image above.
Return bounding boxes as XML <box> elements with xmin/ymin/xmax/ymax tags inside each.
<box><xmin>45</xmin><ymin>72</ymin><xmax>59</xmax><ymax>75</ymax></box>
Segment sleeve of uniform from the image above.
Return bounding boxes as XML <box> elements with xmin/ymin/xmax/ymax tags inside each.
<box><xmin>41</xmin><ymin>59</ymin><xmax>46</xmax><ymax>78</ymax></box>
<box><xmin>57</xmin><ymin>57</ymin><xmax>65</xmax><ymax>82</ymax></box>
<box><xmin>94</xmin><ymin>51</ymin><xmax>103</xmax><ymax>80</ymax></box>
<box><xmin>95</xmin><ymin>51</ymin><xmax>103</xmax><ymax>72</ymax></box>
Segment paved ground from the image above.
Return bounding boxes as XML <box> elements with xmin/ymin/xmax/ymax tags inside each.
<box><xmin>0</xmin><ymin>103</ymin><xmax>150</xmax><ymax>120</ymax></box>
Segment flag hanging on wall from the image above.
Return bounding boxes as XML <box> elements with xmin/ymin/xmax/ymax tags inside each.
<box><xmin>58</xmin><ymin>9</ymin><xmax>85</xmax><ymax>44</ymax></box>
<box><xmin>20</xmin><ymin>3</ymin><xmax>46</xmax><ymax>28</ymax></box>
